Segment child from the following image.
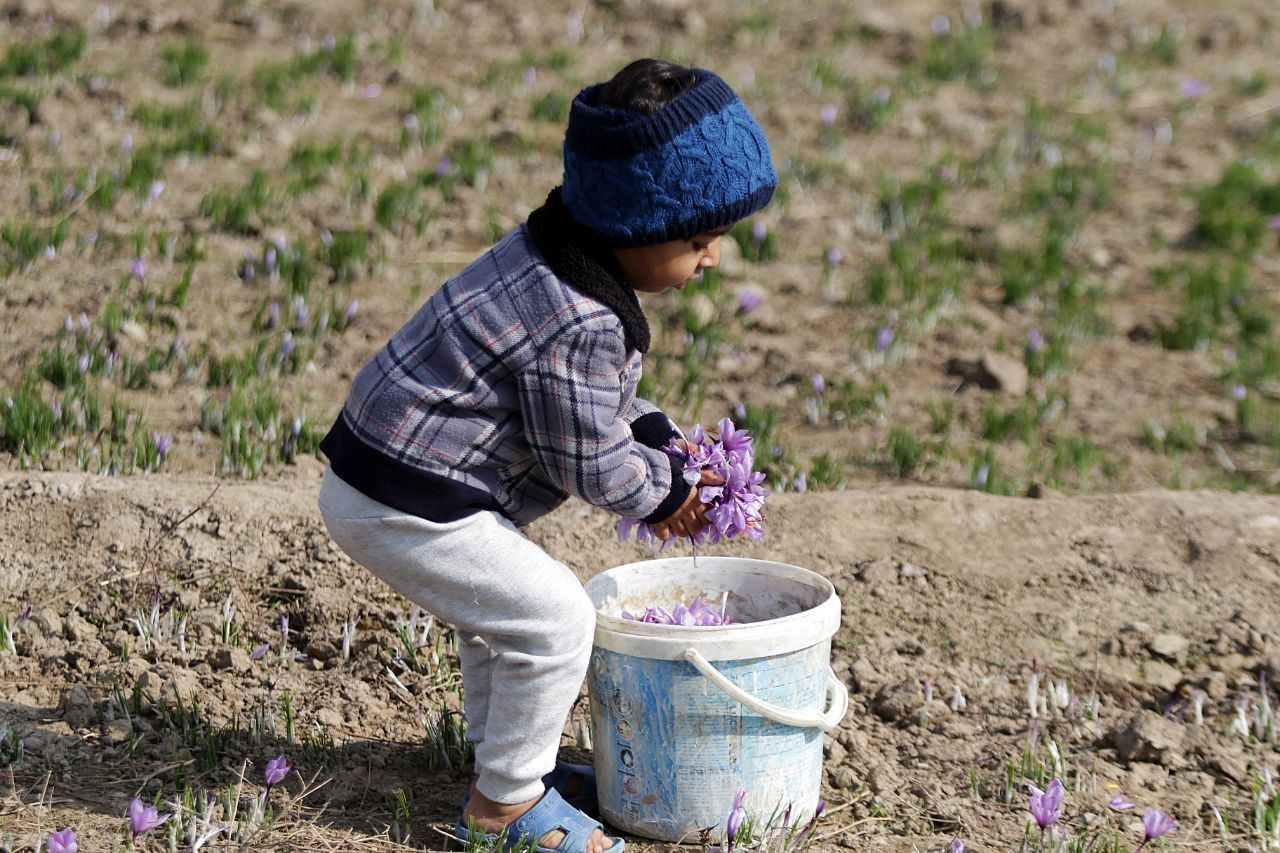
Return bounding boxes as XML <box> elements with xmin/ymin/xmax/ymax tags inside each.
<box><xmin>317</xmin><ymin>59</ymin><xmax>775</xmax><ymax>853</ymax></box>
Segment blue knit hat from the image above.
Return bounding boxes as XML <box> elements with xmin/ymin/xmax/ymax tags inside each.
<box><xmin>561</xmin><ymin>69</ymin><xmax>777</xmax><ymax>248</ymax></box>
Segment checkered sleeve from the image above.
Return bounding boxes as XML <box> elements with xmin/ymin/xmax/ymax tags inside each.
<box><xmin>518</xmin><ymin>327</ymin><xmax>691</xmax><ymax>522</ymax></box>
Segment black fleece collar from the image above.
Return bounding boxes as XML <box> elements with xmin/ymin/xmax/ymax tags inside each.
<box><xmin>526</xmin><ymin>188</ymin><xmax>651</xmax><ymax>354</ymax></box>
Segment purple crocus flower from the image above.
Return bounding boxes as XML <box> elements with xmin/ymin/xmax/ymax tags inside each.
<box><xmin>128</xmin><ymin>797</ymin><xmax>170</xmax><ymax>837</ymax></box>
<box><xmin>825</xmin><ymin>247</ymin><xmax>843</xmax><ymax>267</ymax></box>
<box><xmin>1268</xmin><ymin>215</ymin><xmax>1280</xmax><ymax>231</ymax></box>
<box><xmin>751</xmin><ymin>221</ymin><xmax>767</xmax><ymax>243</ymax></box>
<box><xmin>1178</xmin><ymin>78</ymin><xmax>1207</xmax><ymax>101</ymax></box>
<box><xmin>130</xmin><ymin>257</ymin><xmax>146</xmax><ymax>283</ymax></box>
<box><xmin>435</xmin><ymin>157</ymin><xmax>454</xmax><ymax>178</ymax></box>
<box><xmin>948</xmin><ymin>841</ymin><xmax>964</xmax><ymax>853</ymax></box>
<box><xmin>265</xmin><ymin>301</ymin><xmax>280</xmax><ymax>329</ymax></box>
<box><xmin>725</xmin><ymin>789</ymin><xmax>748</xmax><ymax>845</ymax></box>
<box><xmin>931</xmin><ymin>14</ymin><xmax>951</xmax><ymax>36</ymax></box>
<box><xmin>738</xmin><ymin>290</ymin><xmax>762</xmax><ymax>313</ymax></box>
<box><xmin>1232</xmin><ymin>384</ymin><xmax>1247</xmax><ymax>402</ymax></box>
<box><xmin>1027</xmin><ymin>329</ymin><xmax>1045</xmax><ymax>354</ymax></box>
<box><xmin>264</xmin><ymin>754</ymin><xmax>290</xmax><ymax>788</ymax></box>
<box><xmin>343</xmin><ymin>299</ymin><xmax>359</xmax><ymax>324</ymax></box>
<box><xmin>1109</xmin><ymin>794</ymin><xmax>1135</xmax><ymax>811</ymax></box>
<box><xmin>250</xmin><ymin>643</ymin><xmax>270</xmax><ymax>660</ymax></box>
<box><xmin>19</xmin><ymin>603</ymin><xmax>32</xmax><ymax>620</ymax></box>
<box><xmin>1028</xmin><ymin>778</ymin><xmax>1064</xmax><ymax>828</ymax></box>
<box><xmin>1142</xmin><ymin>807</ymin><xmax>1177</xmax><ymax>841</ymax></box>
<box><xmin>975</xmin><ymin>464</ymin><xmax>990</xmax><ymax>490</ymax></box>
<box><xmin>47</xmin><ymin>828</ymin><xmax>77</xmax><ymax>853</ymax></box>
<box><xmin>77</xmin><ymin>354</ymin><xmax>90</xmax><ymax>374</ymax></box>
<box><xmin>522</xmin><ymin>65</ymin><xmax>537</xmax><ymax>86</ymax></box>
<box><xmin>148</xmin><ymin>181</ymin><xmax>165</xmax><ymax>204</ymax></box>
<box><xmin>264</xmin><ymin>246</ymin><xmax>277</xmax><ymax>272</ymax></box>
<box><xmin>812</xmin><ymin>374</ymin><xmax>825</xmax><ymax>396</ymax></box>
<box><xmin>734</xmin><ymin>402</ymin><xmax>746</xmax><ymax>420</ymax></box>
<box><xmin>153</xmin><ymin>433</ymin><xmax>172</xmax><ymax>458</ymax></box>
<box><xmin>875</xmin><ymin>326</ymin><xmax>894</xmax><ymax>351</ymax></box>
<box><xmin>819</xmin><ymin>103</ymin><xmax>837</xmax><ymax>126</ymax></box>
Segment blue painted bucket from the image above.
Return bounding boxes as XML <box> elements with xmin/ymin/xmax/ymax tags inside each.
<box><xmin>584</xmin><ymin>557</ymin><xmax>846</xmax><ymax>842</ymax></box>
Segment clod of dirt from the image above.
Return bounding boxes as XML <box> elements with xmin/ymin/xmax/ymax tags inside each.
<box><xmin>1148</xmin><ymin>633</ymin><xmax>1191</xmax><ymax>663</ymax></box>
<box><xmin>58</xmin><ymin>684</ymin><xmax>96</xmax><ymax>729</ymax></box>
<box><xmin>206</xmin><ymin>647</ymin><xmax>251</xmax><ymax>672</ymax></box>
<box><xmin>848</xmin><ymin>656</ymin><xmax>882</xmax><ymax>693</ymax></box>
<box><xmin>872</xmin><ymin>676</ymin><xmax>923</xmax><ymax>723</ymax></box>
<box><xmin>1110</xmin><ymin>710</ymin><xmax>1187</xmax><ymax>767</ymax></box>
<box><xmin>945</xmin><ymin>351</ymin><xmax>1028</xmax><ymax>396</ymax></box>
<box><xmin>1143</xmin><ymin>660</ymin><xmax>1183</xmax><ymax>692</ymax></box>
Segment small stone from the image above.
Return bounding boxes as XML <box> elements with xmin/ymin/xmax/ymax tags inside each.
<box><xmin>898</xmin><ymin>562</ymin><xmax>926</xmax><ymax>579</ymax></box>
<box><xmin>979</xmin><ymin>351</ymin><xmax>1028</xmax><ymax>396</ymax></box>
<box><xmin>824</xmin><ymin>736</ymin><xmax>848</xmax><ymax>765</ymax></box>
<box><xmin>104</xmin><ymin>717</ymin><xmax>132</xmax><ymax>744</ymax></box>
<box><xmin>829</xmin><ymin>765</ymin><xmax>860</xmax><ymax>791</ymax></box>
<box><xmin>1143</xmin><ymin>660</ymin><xmax>1182</xmax><ymax>692</ymax></box>
<box><xmin>872</xmin><ymin>677</ymin><xmax>922</xmax><ymax>723</ymax></box>
<box><xmin>1111</xmin><ymin>710</ymin><xmax>1186</xmax><ymax>767</ymax></box>
<box><xmin>59</xmin><ymin>684</ymin><xmax>96</xmax><ymax>729</ymax></box>
<box><xmin>317</xmin><ymin>707</ymin><xmax>344</xmax><ymax>729</ymax></box>
<box><xmin>1149</xmin><ymin>633</ymin><xmax>1191</xmax><ymax>663</ymax></box>
<box><xmin>849</xmin><ymin>657</ymin><xmax>882</xmax><ymax>694</ymax></box>
<box><xmin>856</xmin><ymin>558</ymin><xmax>897</xmax><ymax>585</ymax></box>
<box><xmin>206</xmin><ymin>647</ymin><xmax>251</xmax><ymax>672</ymax></box>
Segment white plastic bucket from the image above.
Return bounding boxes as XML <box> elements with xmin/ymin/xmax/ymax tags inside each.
<box><xmin>584</xmin><ymin>557</ymin><xmax>847</xmax><ymax>842</ymax></box>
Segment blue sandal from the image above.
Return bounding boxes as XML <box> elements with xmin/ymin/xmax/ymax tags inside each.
<box><xmin>454</xmin><ymin>787</ymin><xmax>624</xmax><ymax>853</ymax></box>
<box><xmin>541</xmin><ymin>761</ymin><xmax>598</xmax><ymax>815</ymax></box>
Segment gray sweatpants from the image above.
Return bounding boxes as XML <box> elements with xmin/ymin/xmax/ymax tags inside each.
<box><xmin>318</xmin><ymin>466</ymin><xmax>596</xmax><ymax>805</ymax></box>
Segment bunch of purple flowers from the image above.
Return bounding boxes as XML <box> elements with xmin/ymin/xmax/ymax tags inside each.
<box><xmin>617</xmin><ymin>417</ymin><xmax>768</xmax><ymax>545</ymax></box>
<box><xmin>622</xmin><ymin>595</ymin><xmax>729</xmax><ymax>626</ymax></box>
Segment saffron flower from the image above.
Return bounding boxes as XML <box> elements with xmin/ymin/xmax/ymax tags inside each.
<box><xmin>622</xmin><ymin>595</ymin><xmax>728</xmax><ymax>626</ymax></box>
<box><xmin>1141</xmin><ymin>807</ymin><xmax>1177</xmax><ymax>841</ymax></box>
<box><xmin>617</xmin><ymin>417</ymin><xmax>767</xmax><ymax>546</ymax></box>
<box><xmin>1028</xmin><ymin>778</ymin><xmax>1064</xmax><ymax>828</ymax></box>
<box><xmin>874</xmin><ymin>326</ymin><xmax>894</xmax><ymax>351</ymax></box>
<box><xmin>128</xmin><ymin>797</ymin><xmax>170</xmax><ymax>837</ymax></box>
<box><xmin>153</xmin><ymin>433</ymin><xmax>172</xmax><ymax>458</ymax></box>
<box><xmin>1178</xmin><ymin>78</ymin><xmax>1207</xmax><ymax>101</ymax></box>
<box><xmin>264</xmin><ymin>754</ymin><xmax>290</xmax><ymax>788</ymax></box>
<box><xmin>819</xmin><ymin>103</ymin><xmax>838</xmax><ymax>126</ymax></box>
<box><xmin>1268</xmin><ymin>215</ymin><xmax>1280</xmax><ymax>231</ymax></box>
<box><xmin>130</xmin><ymin>257</ymin><xmax>146</xmax><ymax>283</ymax></box>
<box><xmin>1109</xmin><ymin>794</ymin><xmax>1135</xmax><ymax>811</ymax></box>
<box><xmin>738</xmin><ymin>290</ymin><xmax>762</xmax><ymax>313</ymax></box>
<box><xmin>725</xmin><ymin>789</ymin><xmax>748</xmax><ymax>845</ymax></box>
<box><xmin>948</xmin><ymin>841</ymin><xmax>965</xmax><ymax>853</ymax></box>
<box><xmin>47</xmin><ymin>828</ymin><xmax>77</xmax><ymax>853</ymax></box>
<box><xmin>751</xmin><ymin>221</ymin><xmax>767</xmax><ymax>243</ymax></box>
<box><xmin>931</xmin><ymin>14</ymin><xmax>951</xmax><ymax>36</ymax></box>
<box><xmin>250</xmin><ymin>643</ymin><xmax>270</xmax><ymax>660</ymax></box>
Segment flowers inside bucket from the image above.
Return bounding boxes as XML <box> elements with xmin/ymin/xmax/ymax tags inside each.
<box><xmin>621</xmin><ymin>594</ymin><xmax>730</xmax><ymax>626</ymax></box>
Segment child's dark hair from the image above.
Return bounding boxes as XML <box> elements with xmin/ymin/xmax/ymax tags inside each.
<box><xmin>596</xmin><ymin>59</ymin><xmax>698</xmax><ymax>114</ymax></box>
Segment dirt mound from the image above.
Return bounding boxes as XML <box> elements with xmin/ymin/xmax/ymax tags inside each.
<box><xmin>2</xmin><ymin>467</ymin><xmax>1277</xmax><ymax>850</ymax></box>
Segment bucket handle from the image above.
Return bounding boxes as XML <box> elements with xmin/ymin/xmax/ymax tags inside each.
<box><xmin>683</xmin><ymin>647</ymin><xmax>849</xmax><ymax>731</ymax></box>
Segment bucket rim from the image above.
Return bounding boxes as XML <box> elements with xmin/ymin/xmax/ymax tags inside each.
<box><xmin>586</xmin><ymin>556</ymin><xmax>841</xmax><ymax>661</ymax></box>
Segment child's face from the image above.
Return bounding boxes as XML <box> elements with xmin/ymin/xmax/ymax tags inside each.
<box><xmin>614</xmin><ymin>228</ymin><xmax>729</xmax><ymax>293</ymax></box>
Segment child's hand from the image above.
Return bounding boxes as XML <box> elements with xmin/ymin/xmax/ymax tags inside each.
<box><xmin>652</xmin><ymin>469</ymin><xmax>724</xmax><ymax>542</ymax></box>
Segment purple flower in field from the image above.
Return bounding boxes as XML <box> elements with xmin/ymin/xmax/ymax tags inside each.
<box><xmin>931</xmin><ymin>14</ymin><xmax>951</xmax><ymax>36</ymax></box>
<box><xmin>343</xmin><ymin>299</ymin><xmax>359</xmax><ymax>324</ymax></box>
<box><xmin>250</xmin><ymin>643</ymin><xmax>269</xmax><ymax>660</ymax></box>
<box><xmin>47</xmin><ymin>828</ymin><xmax>77</xmax><ymax>853</ymax></box>
<box><xmin>1268</xmin><ymin>215</ymin><xmax>1280</xmax><ymax>231</ymax></box>
<box><xmin>1232</xmin><ymin>384</ymin><xmax>1247</xmax><ymax>402</ymax></box>
<box><xmin>793</xmin><ymin>472</ymin><xmax>807</xmax><ymax>493</ymax></box>
<box><xmin>522</xmin><ymin>65</ymin><xmax>537</xmax><ymax>86</ymax></box>
<box><xmin>1026</xmin><ymin>329</ymin><xmax>1045</xmax><ymax>354</ymax></box>
<box><xmin>819</xmin><ymin>103</ymin><xmax>838</xmax><ymax>126</ymax></box>
<box><xmin>734</xmin><ymin>402</ymin><xmax>746</xmax><ymax>420</ymax></box>
<box><xmin>725</xmin><ymin>789</ymin><xmax>748</xmax><ymax>844</ymax></box>
<box><xmin>1178</xmin><ymin>78</ymin><xmax>1207</xmax><ymax>101</ymax></box>
<box><xmin>279</xmin><ymin>614</ymin><xmax>289</xmax><ymax>641</ymax></box>
<box><xmin>128</xmin><ymin>797</ymin><xmax>170</xmax><ymax>837</ymax></box>
<box><xmin>811</xmin><ymin>374</ymin><xmax>825</xmax><ymax>396</ymax></box>
<box><xmin>872</xmin><ymin>86</ymin><xmax>891</xmax><ymax>105</ymax></box>
<box><xmin>148</xmin><ymin>181</ymin><xmax>165</xmax><ymax>204</ymax></box>
<box><xmin>875</xmin><ymin>326</ymin><xmax>894</xmax><ymax>351</ymax></box>
<box><xmin>751</xmin><ymin>220</ymin><xmax>767</xmax><ymax>243</ymax></box>
<box><xmin>1028</xmin><ymin>778</ymin><xmax>1064</xmax><ymax>828</ymax></box>
<box><xmin>975</xmin><ymin>464</ymin><xmax>990</xmax><ymax>490</ymax></box>
<box><xmin>292</xmin><ymin>416</ymin><xmax>303</xmax><ymax>439</ymax></box>
<box><xmin>77</xmin><ymin>354</ymin><xmax>90</xmax><ymax>374</ymax></box>
<box><xmin>321</xmin><ymin>34</ymin><xmax>336</xmax><ymax>52</ymax></box>
<box><xmin>130</xmin><ymin>257</ymin><xmax>146</xmax><ymax>283</ymax></box>
<box><xmin>51</xmin><ymin>399</ymin><xmax>63</xmax><ymax>421</ymax></box>
<box><xmin>320</xmin><ymin>228</ymin><xmax>333</xmax><ymax>246</ymax></box>
<box><xmin>280</xmin><ymin>332</ymin><xmax>295</xmax><ymax>361</ymax></box>
<box><xmin>825</xmin><ymin>247</ymin><xmax>843</xmax><ymax>268</ymax></box>
<box><xmin>948</xmin><ymin>841</ymin><xmax>965</xmax><ymax>853</ymax></box>
<box><xmin>435</xmin><ymin>156</ymin><xmax>454</xmax><ymax>178</ymax></box>
<box><xmin>738</xmin><ymin>290</ymin><xmax>762</xmax><ymax>313</ymax></box>
<box><xmin>360</xmin><ymin>83</ymin><xmax>382</xmax><ymax>99</ymax></box>
<box><xmin>121</xmin><ymin>132</ymin><xmax>133</xmax><ymax>155</ymax></box>
<box><xmin>153</xmin><ymin>433</ymin><xmax>172</xmax><ymax>458</ymax></box>
<box><xmin>1142</xmin><ymin>807</ymin><xmax>1177</xmax><ymax>841</ymax></box>
<box><xmin>265</xmin><ymin>300</ymin><xmax>280</xmax><ymax>329</ymax></box>
<box><xmin>1109</xmin><ymin>794</ymin><xmax>1135</xmax><ymax>811</ymax></box>
<box><xmin>264</xmin><ymin>246</ymin><xmax>277</xmax><ymax>272</ymax></box>
<box><xmin>264</xmin><ymin>754</ymin><xmax>290</xmax><ymax>788</ymax></box>
<box><xmin>294</xmin><ymin>296</ymin><xmax>309</xmax><ymax>327</ymax></box>
<box><xmin>402</xmin><ymin>112</ymin><xmax>419</xmax><ymax>131</ymax></box>
<box><xmin>77</xmin><ymin>312</ymin><xmax>91</xmax><ymax>334</ymax></box>
<box><xmin>19</xmin><ymin>603</ymin><xmax>32</xmax><ymax>620</ymax></box>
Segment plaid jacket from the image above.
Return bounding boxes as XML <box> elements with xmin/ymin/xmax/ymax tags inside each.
<box><xmin>320</xmin><ymin>195</ymin><xmax>688</xmax><ymax>527</ymax></box>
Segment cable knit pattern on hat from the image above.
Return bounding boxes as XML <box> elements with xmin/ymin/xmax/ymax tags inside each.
<box><xmin>562</xmin><ymin>69</ymin><xmax>776</xmax><ymax>247</ymax></box>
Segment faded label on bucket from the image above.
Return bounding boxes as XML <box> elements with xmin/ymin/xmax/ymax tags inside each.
<box><xmin>588</xmin><ymin>643</ymin><xmax>829</xmax><ymax>841</ymax></box>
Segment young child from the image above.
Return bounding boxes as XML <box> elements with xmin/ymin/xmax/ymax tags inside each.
<box><xmin>317</xmin><ymin>59</ymin><xmax>775</xmax><ymax>853</ymax></box>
